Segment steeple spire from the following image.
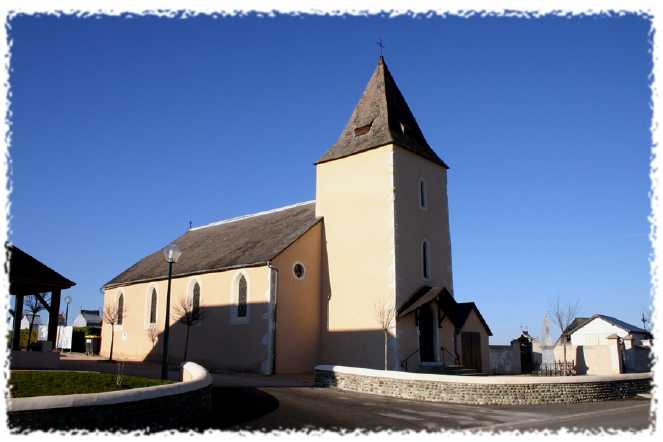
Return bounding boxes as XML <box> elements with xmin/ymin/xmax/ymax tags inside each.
<box><xmin>317</xmin><ymin>58</ymin><xmax>447</xmax><ymax>168</ymax></box>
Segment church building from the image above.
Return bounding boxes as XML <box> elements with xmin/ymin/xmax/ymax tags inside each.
<box><xmin>100</xmin><ymin>57</ymin><xmax>493</xmax><ymax>374</ymax></box>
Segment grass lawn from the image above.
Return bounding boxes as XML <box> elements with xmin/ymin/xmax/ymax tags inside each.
<box><xmin>9</xmin><ymin>370</ymin><xmax>174</xmax><ymax>398</ymax></box>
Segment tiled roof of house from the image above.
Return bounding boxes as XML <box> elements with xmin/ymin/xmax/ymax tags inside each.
<box><xmin>316</xmin><ymin>57</ymin><xmax>448</xmax><ymax>168</ymax></box>
<box><xmin>105</xmin><ymin>201</ymin><xmax>320</xmax><ymax>288</ymax></box>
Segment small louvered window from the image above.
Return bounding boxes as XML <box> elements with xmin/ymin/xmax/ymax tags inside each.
<box><xmin>354</xmin><ymin>121</ymin><xmax>373</xmax><ymax>136</ymax></box>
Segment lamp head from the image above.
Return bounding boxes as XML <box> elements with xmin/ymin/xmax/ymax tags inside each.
<box><xmin>163</xmin><ymin>243</ymin><xmax>182</xmax><ymax>263</ymax></box>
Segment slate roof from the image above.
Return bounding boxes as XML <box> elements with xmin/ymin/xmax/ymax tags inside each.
<box><xmin>105</xmin><ymin>201</ymin><xmax>321</xmax><ymax>288</ymax></box>
<box><xmin>594</xmin><ymin>314</ymin><xmax>650</xmax><ymax>335</ymax></box>
<box><xmin>561</xmin><ymin>317</ymin><xmax>591</xmax><ymax>337</ymax></box>
<box><xmin>317</xmin><ymin>57</ymin><xmax>448</xmax><ymax>168</ymax></box>
<box><xmin>397</xmin><ymin>286</ymin><xmax>493</xmax><ymax>336</ymax></box>
<box><xmin>7</xmin><ymin>243</ymin><xmax>76</xmax><ymax>295</ymax></box>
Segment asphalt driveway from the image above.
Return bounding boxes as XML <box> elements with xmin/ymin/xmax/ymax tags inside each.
<box><xmin>201</xmin><ymin>386</ymin><xmax>653</xmax><ymax>433</ymax></box>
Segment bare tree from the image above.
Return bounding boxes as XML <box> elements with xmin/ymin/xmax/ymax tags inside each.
<box><xmin>146</xmin><ymin>324</ymin><xmax>159</xmax><ymax>349</ymax></box>
<box><xmin>103</xmin><ymin>302</ymin><xmax>126</xmax><ymax>362</ymax></box>
<box><xmin>24</xmin><ymin>294</ymin><xmax>49</xmax><ymax>349</ymax></box>
<box><xmin>173</xmin><ymin>295</ymin><xmax>205</xmax><ymax>362</ymax></box>
<box><xmin>552</xmin><ymin>297</ymin><xmax>580</xmax><ymax>369</ymax></box>
<box><xmin>375</xmin><ymin>298</ymin><xmax>396</xmax><ymax>370</ymax></box>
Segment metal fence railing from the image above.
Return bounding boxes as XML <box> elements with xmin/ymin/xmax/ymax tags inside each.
<box><xmin>533</xmin><ymin>360</ymin><xmax>577</xmax><ymax>376</ymax></box>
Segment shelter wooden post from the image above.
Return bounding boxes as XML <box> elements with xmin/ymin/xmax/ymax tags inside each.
<box><xmin>47</xmin><ymin>288</ymin><xmax>61</xmax><ymax>346</ymax></box>
<box><xmin>12</xmin><ymin>293</ymin><xmax>24</xmax><ymax>351</ymax></box>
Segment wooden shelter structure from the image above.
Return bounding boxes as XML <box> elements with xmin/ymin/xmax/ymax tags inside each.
<box><xmin>6</xmin><ymin>243</ymin><xmax>75</xmax><ymax>350</ymax></box>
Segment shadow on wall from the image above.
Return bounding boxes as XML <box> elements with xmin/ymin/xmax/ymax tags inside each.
<box><xmin>623</xmin><ymin>345</ymin><xmax>652</xmax><ymax>373</ymax></box>
<box><xmin>137</xmin><ymin>303</ymin><xmax>271</xmax><ymax>373</ymax></box>
<box><xmin>104</xmin><ymin>302</ymin><xmax>391</xmax><ymax>374</ymax></box>
<box><xmin>576</xmin><ymin>347</ymin><xmax>589</xmax><ymax>375</ymax></box>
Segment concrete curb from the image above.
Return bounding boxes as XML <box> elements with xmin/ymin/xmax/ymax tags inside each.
<box><xmin>8</xmin><ymin>361</ymin><xmax>212</xmax><ymax>412</ymax></box>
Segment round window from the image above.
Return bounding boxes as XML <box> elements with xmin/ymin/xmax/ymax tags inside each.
<box><xmin>293</xmin><ymin>262</ymin><xmax>305</xmax><ymax>280</ymax></box>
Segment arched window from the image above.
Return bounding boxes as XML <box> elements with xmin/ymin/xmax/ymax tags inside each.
<box><xmin>192</xmin><ymin>282</ymin><xmax>201</xmax><ymax>320</ymax></box>
<box><xmin>149</xmin><ymin>288</ymin><xmax>157</xmax><ymax>324</ymax></box>
<box><xmin>422</xmin><ymin>240</ymin><xmax>431</xmax><ymax>280</ymax></box>
<box><xmin>117</xmin><ymin>293</ymin><xmax>124</xmax><ymax>325</ymax></box>
<box><xmin>419</xmin><ymin>178</ymin><xmax>428</xmax><ymax>209</ymax></box>
<box><xmin>237</xmin><ymin>275</ymin><xmax>247</xmax><ymax>318</ymax></box>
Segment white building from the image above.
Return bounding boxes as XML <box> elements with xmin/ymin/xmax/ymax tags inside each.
<box><xmin>566</xmin><ymin>314</ymin><xmax>652</xmax><ymax>346</ymax></box>
<box><xmin>72</xmin><ymin>309</ymin><xmax>102</xmax><ymax>328</ymax></box>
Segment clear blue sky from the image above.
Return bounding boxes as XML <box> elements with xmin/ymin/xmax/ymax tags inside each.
<box><xmin>8</xmin><ymin>14</ymin><xmax>652</xmax><ymax>344</ymax></box>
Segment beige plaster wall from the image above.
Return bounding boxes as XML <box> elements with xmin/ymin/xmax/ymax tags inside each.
<box><xmin>438</xmin><ymin>316</ymin><xmax>457</xmax><ymax>365</ymax></box>
<box><xmin>271</xmin><ymin>222</ymin><xmax>323</xmax><ymax>374</ymax></box>
<box><xmin>100</xmin><ymin>265</ymin><xmax>272</xmax><ymax>373</ymax></box>
<box><xmin>393</xmin><ymin>146</ymin><xmax>453</xmax><ymax>307</ymax></box>
<box><xmin>576</xmin><ymin>345</ymin><xmax>620</xmax><ymax>375</ymax></box>
<box><xmin>316</xmin><ymin>145</ymin><xmax>397</xmax><ymax>370</ymax></box>
<box><xmin>397</xmin><ymin>313</ymin><xmax>419</xmax><ymax>369</ymax></box>
<box><xmin>392</xmin><ymin>146</ymin><xmax>454</xmax><ymax>369</ymax></box>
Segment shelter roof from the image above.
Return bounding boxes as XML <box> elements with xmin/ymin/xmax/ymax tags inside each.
<box><xmin>7</xmin><ymin>244</ymin><xmax>76</xmax><ymax>295</ymax></box>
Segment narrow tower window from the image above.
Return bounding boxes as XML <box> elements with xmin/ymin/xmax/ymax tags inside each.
<box><xmin>117</xmin><ymin>293</ymin><xmax>124</xmax><ymax>325</ymax></box>
<box><xmin>422</xmin><ymin>240</ymin><xmax>431</xmax><ymax>280</ymax></box>
<box><xmin>419</xmin><ymin>179</ymin><xmax>428</xmax><ymax>209</ymax></box>
<box><xmin>149</xmin><ymin>288</ymin><xmax>157</xmax><ymax>324</ymax></box>
<box><xmin>237</xmin><ymin>275</ymin><xmax>247</xmax><ymax>318</ymax></box>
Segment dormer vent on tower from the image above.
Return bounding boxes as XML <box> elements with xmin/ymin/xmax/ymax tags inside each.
<box><xmin>317</xmin><ymin>57</ymin><xmax>448</xmax><ymax>169</ymax></box>
<box><xmin>353</xmin><ymin>121</ymin><xmax>373</xmax><ymax>137</ymax></box>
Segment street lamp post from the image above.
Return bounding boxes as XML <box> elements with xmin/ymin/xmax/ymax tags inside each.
<box><xmin>161</xmin><ymin>243</ymin><xmax>182</xmax><ymax>380</ymax></box>
<box><xmin>64</xmin><ymin>295</ymin><xmax>72</xmax><ymax>325</ymax></box>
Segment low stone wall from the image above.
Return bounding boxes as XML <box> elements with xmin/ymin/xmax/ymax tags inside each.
<box><xmin>10</xmin><ymin>350</ymin><xmax>60</xmax><ymax>370</ymax></box>
<box><xmin>314</xmin><ymin>365</ymin><xmax>652</xmax><ymax>405</ymax></box>
<box><xmin>8</xmin><ymin>362</ymin><xmax>213</xmax><ymax>431</ymax></box>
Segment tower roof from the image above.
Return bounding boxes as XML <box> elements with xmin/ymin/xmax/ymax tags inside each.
<box><xmin>317</xmin><ymin>57</ymin><xmax>448</xmax><ymax>168</ymax></box>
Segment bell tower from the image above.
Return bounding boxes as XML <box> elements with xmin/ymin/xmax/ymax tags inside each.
<box><xmin>316</xmin><ymin>57</ymin><xmax>452</xmax><ymax>370</ymax></box>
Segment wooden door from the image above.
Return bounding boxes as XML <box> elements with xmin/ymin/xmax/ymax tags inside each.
<box><xmin>461</xmin><ymin>332</ymin><xmax>481</xmax><ymax>370</ymax></box>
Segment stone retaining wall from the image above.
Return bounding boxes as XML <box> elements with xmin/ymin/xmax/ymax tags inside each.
<box><xmin>8</xmin><ymin>362</ymin><xmax>213</xmax><ymax>432</ymax></box>
<box><xmin>314</xmin><ymin>365</ymin><xmax>652</xmax><ymax>405</ymax></box>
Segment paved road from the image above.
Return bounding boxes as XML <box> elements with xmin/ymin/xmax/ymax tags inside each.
<box><xmin>51</xmin><ymin>357</ymin><xmax>654</xmax><ymax>433</ymax></box>
<box><xmin>203</xmin><ymin>387</ymin><xmax>653</xmax><ymax>433</ymax></box>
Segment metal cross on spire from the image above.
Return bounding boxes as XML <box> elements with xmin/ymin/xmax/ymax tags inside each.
<box><xmin>377</xmin><ymin>38</ymin><xmax>385</xmax><ymax>58</ymax></box>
